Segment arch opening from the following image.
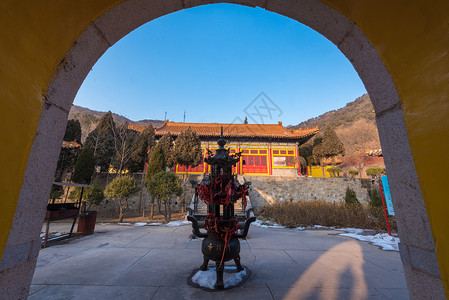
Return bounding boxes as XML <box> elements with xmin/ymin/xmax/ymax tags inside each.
<box><xmin>2</xmin><ymin>1</ymin><xmax>445</xmax><ymax>298</ymax></box>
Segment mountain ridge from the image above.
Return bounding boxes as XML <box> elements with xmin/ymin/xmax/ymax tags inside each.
<box><xmin>68</xmin><ymin>105</ymin><xmax>164</xmax><ymax>142</ymax></box>
<box><xmin>70</xmin><ymin>94</ymin><xmax>380</xmax><ymax>155</ymax></box>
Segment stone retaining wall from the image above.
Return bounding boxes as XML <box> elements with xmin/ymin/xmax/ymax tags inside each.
<box><xmin>82</xmin><ymin>174</ymin><xmax>376</xmax><ymax>218</ymax></box>
<box><xmin>243</xmin><ymin>176</ymin><xmax>376</xmax><ymax>210</ymax></box>
<box><xmin>89</xmin><ymin>173</ymin><xmax>199</xmax><ymax>219</ymax></box>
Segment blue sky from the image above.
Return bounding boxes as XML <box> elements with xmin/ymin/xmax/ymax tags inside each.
<box><xmin>74</xmin><ymin>4</ymin><xmax>366</xmax><ymax>126</ymax></box>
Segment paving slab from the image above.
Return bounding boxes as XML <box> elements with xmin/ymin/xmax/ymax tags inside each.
<box><xmin>32</xmin><ymin>247</ymin><xmax>150</xmax><ymax>285</ymax></box>
<box><xmin>152</xmin><ymin>286</ymin><xmax>273</xmax><ymax>300</ymax></box>
<box><xmin>28</xmin><ymin>285</ymin><xmax>158</xmax><ymax>300</ymax></box>
<box><xmin>30</xmin><ymin>223</ymin><xmax>409</xmax><ymax>299</ymax></box>
<box><xmin>270</xmin><ymin>287</ymin><xmax>386</xmax><ymax>300</ymax></box>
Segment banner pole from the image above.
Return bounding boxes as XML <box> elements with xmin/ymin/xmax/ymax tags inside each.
<box><xmin>379</xmin><ymin>182</ymin><xmax>391</xmax><ymax>236</ymax></box>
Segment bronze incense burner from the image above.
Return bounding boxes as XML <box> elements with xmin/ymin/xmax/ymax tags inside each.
<box><xmin>187</xmin><ymin>129</ymin><xmax>255</xmax><ymax>289</ymax></box>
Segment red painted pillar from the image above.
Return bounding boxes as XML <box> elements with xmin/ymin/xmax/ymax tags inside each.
<box><xmin>268</xmin><ymin>145</ymin><xmax>273</xmax><ymax>176</ymax></box>
<box><xmin>237</xmin><ymin>143</ymin><xmax>240</xmax><ymax>175</ymax></box>
<box><xmin>296</xmin><ymin>145</ymin><xmax>301</xmax><ymax>176</ymax></box>
<box><xmin>206</xmin><ymin>141</ymin><xmax>210</xmax><ymax>174</ymax></box>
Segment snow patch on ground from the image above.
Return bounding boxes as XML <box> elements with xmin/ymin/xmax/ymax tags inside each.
<box><xmin>133</xmin><ymin>222</ymin><xmax>163</xmax><ymax>227</ymax></box>
<box><xmin>165</xmin><ymin>220</ymin><xmax>191</xmax><ymax>227</ymax></box>
<box><xmin>253</xmin><ymin>220</ymin><xmax>329</xmax><ymax>231</ymax></box>
<box><xmin>294</xmin><ymin>226</ymin><xmax>306</xmax><ymax>230</ymax></box>
<box><xmin>253</xmin><ymin>219</ymin><xmax>285</xmax><ymax>229</ymax></box>
<box><xmin>147</xmin><ymin>222</ymin><xmax>163</xmax><ymax>226</ymax></box>
<box><xmin>253</xmin><ymin>220</ymin><xmax>399</xmax><ymax>251</ymax></box>
<box><xmin>117</xmin><ymin>223</ymin><xmax>132</xmax><ymax>225</ymax></box>
<box><xmin>40</xmin><ymin>232</ymin><xmax>65</xmax><ymax>238</ymax></box>
<box><xmin>134</xmin><ymin>222</ymin><xmax>148</xmax><ymax>226</ymax></box>
<box><xmin>337</xmin><ymin>228</ymin><xmax>400</xmax><ymax>251</ymax></box>
<box><xmin>191</xmin><ymin>266</ymin><xmax>247</xmax><ymax>289</ymax></box>
<box><xmin>313</xmin><ymin>225</ymin><xmax>333</xmax><ymax>229</ymax></box>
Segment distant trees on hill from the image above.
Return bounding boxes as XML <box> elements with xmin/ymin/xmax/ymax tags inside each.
<box><xmin>292</xmin><ymin>94</ymin><xmax>382</xmax><ymax>173</ymax></box>
<box><xmin>291</xmin><ymin>94</ymin><xmax>374</xmax><ymax>130</ymax></box>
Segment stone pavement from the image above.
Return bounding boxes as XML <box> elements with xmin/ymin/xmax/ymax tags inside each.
<box><xmin>29</xmin><ymin>223</ymin><xmax>409</xmax><ymax>299</ymax></box>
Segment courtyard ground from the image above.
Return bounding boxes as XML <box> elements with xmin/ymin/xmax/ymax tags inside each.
<box><xmin>30</xmin><ymin>222</ymin><xmax>409</xmax><ymax>299</ymax></box>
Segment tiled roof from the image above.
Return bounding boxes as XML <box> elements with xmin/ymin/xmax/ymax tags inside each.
<box><xmin>152</xmin><ymin>121</ymin><xmax>318</xmax><ymax>140</ymax></box>
<box><xmin>322</xmin><ymin>157</ymin><xmax>343</xmax><ymax>165</ymax></box>
<box><xmin>128</xmin><ymin>124</ymin><xmax>147</xmax><ymax>133</ymax></box>
<box><xmin>366</xmin><ymin>149</ymin><xmax>383</xmax><ymax>156</ymax></box>
<box><xmin>62</xmin><ymin>140</ymin><xmax>81</xmax><ymax>149</ymax></box>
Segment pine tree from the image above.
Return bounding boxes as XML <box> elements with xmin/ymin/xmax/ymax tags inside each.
<box><xmin>84</xmin><ymin>111</ymin><xmax>116</xmax><ymax>172</ymax></box>
<box><xmin>72</xmin><ymin>147</ymin><xmax>95</xmax><ymax>184</ymax></box>
<box><xmin>173</xmin><ymin>128</ymin><xmax>202</xmax><ymax>213</ymax></box>
<box><xmin>366</xmin><ymin>167</ymin><xmax>385</xmax><ymax>179</ymax></box>
<box><xmin>145</xmin><ymin>144</ymin><xmax>166</xmax><ymax>185</ymax></box>
<box><xmin>104</xmin><ymin>175</ymin><xmax>137</xmax><ymax>222</ymax></box>
<box><xmin>173</xmin><ymin>128</ymin><xmax>202</xmax><ymax>170</ymax></box>
<box><xmin>158</xmin><ymin>133</ymin><xmax>175</xmax><ymax>168</ymax></box>
<box><xmin>64</xmin><ymin>119</ymin><xmax>82</xmax><ymax>143</ymax></box>
<box><xmin>344</xmin><ymin>187</ymin><xmax>360</xmax><ymax>205</ymax></box>
<box><xmin>69</xmin><ymin>185</ymin><xmax>104</xmax><ymax>211</ymax></box>
<box><xmin>369</xmin><ymin>188</ymin><xmax>383</xmax><ymax>208</ymax></box>
<box><xmin>313</xmin><ymin>125</ymin><xmax>345</xmax><ymax>160</ymax></box>
<box><xmin>55</xmin><ymin>120</ymin><xmax>82</xmax><ymax>181</ymax></box>
<box><xmin>147</xmin><ymin>171</ymin><xmax>182</xmax><ymax>223</ymax></box>
<box><xmin>298</xmin><ymin>140</ymin><xmax>316</xmax><ymax>166</ymax></box>
<box><xmin>313</xmin><ymin>126</ymin><xmax>345</xmax><ymax>176</ymax></box>
<box><xmin>129</xmin><ymin>125</ymin><xmax>156</xmax><ymax>173</ymax></box>
<box><xmin>145</xmin><ymin>144</ymin><xmax>166</xmax><ymax>218</ymax></box>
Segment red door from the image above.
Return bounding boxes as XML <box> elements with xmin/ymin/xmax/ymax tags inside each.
<box><xmin>242</xmin><ymin>154</ymin><xmax>268</xmax><ymax>174</ymax></box>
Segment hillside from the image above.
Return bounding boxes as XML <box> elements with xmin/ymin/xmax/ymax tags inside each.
<box><xmin>68</xmin><ymin>105</ymin><xmax>164</xmax><ymax>142</ymax></box>
<box><xmin>290</xmin><ymin>94</ymin><xmax>374</xmax><ymax>130</ymax></box>
<box><xmin>291</xmin><ymin>94</ymin><xmax>381</xmax><ymax>156</ymax></box>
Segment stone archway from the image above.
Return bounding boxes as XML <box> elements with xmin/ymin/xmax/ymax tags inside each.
<box><xmin>1</xmin><ymin>1</ymin><xmax>444</xmax><ymax>298</ymax></box>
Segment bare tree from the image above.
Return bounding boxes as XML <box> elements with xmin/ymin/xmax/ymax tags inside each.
<box><xmin>112</xmin><ymin>122</ymin><xmax>137</xmax><ymax>175</ymax></box>
<box><xmin>336</xmin><ymin>119</ymin><xmax>380</xmax><ymax>156</ymax></box>
<box><xmin>336</xmin><ymin>119</ymin><xmax>380</xmax><ymax>177</ymax></box>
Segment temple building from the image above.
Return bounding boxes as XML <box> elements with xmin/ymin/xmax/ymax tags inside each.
<box><xmin>130</xmin><ymin>121</ymin><xmax>318</xmax><ymax>176</ymax></box>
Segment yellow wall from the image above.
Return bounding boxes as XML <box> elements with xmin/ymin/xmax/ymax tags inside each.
<box><xmin>1</xmin><ymin>0</ymin><xmax>449</xmax><ymax>294</ymax></box>
<box><xmin>308</xmin><ymin>166</ymin><xmax>333</xmax><ymax>178</ymax></box>
<box><xmin>322</xmin><ymin>0</ymin><xmax>449</xmax><ymax>292</ymax></box>
<box><xmin>0</xmin><ymin>0</ymin><xmax>122</xmax><ymax>260</ymax></box>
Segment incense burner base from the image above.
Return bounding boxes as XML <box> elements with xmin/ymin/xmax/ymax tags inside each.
<box><xmin>187</xmin><ymin>266</ymin><xmax>251</xmax><ymax>291</ymax></box>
